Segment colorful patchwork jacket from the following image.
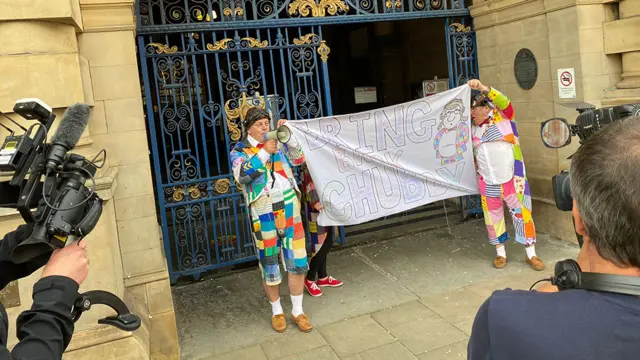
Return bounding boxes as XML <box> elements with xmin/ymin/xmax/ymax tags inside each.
<box><xmin>230</xmin><ymin>129</ymin><xmax>305</xmax><ymax>206</ymax></box>
<box><xmin>472</xmin><ymin>87</ymin><xmax>530</xmax><ymax>201</ymax></box>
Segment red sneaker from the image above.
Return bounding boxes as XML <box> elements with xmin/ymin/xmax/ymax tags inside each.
<box><xmin>304</xmin><ymin>279</ymin><xmax>323</xmax><ymax>297</ymax></box>
<box><xmin>317</xmin><ymin>276</ymin><xmax>343</xmax><ymax>288</ymax></box>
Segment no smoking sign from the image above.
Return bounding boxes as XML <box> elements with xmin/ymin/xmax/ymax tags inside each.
<box><xmin>557</xmin><ymin>68</ymin><xmax>576</xmax><ymax>99</ymax></box>
<box><xmin>560</xmin><ymin>71</ymin><xmax>572</xmax><ymax>86</ymax></box>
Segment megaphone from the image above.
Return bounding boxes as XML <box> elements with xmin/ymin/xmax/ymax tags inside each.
<box><xmin>263</xmin><ymin>125</ymin><xmax>291</xmax><ymax>143</ymax></box>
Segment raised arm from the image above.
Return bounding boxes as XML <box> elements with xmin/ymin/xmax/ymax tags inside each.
<box><xmin>487</xmin><ymin>87</ymin><xmax>514</xmax><ymax>120</ymax></box>
<box><xmin>278</xmin><ymin>121</ymin><xmax>305</xmax><ymax>166</ymax></box>
<box><xmin>467</xmin><ymin>80</ymin><xmax>515</xmax><ymax>120</ymax></box>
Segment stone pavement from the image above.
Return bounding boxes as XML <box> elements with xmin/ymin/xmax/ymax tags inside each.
<box><xmin>172</xmin><ymin>219</ymin><xmax>580</xmax><ymax>360</ymax></box>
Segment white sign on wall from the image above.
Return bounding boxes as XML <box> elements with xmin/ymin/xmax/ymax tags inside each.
<box><xmin>288</xmin><ymin>85</ymin><xmax>479</xmax><ymax>226</ymax></box>
<box><xmin>354</xmin><ymin>87</ymin><xmax>377</xmax><ymax>104</ymax></box>
<box><xmin>557</xmin><ymin>68</ymin><xmax>576</xmax><ymax>99</ymax></box>
<box><xmin>423</xmin><ymin>79</ymin><xmax>449</xmax><ymax>97</ymax></box>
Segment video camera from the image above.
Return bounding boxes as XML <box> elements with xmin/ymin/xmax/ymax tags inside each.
<box><xmin>540</xmin><ymin>102</ymin><xmax>640</xmax><ymax>245</ymax></box>
<box><xmin>0</xmin><ymin>98</ymin><xmax>140</xmax><ymax>331</ymax></box>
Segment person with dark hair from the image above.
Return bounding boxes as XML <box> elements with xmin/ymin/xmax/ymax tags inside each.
<box><xmin>229</xmin><ymin>107</ymin><xmax>312</xmax><ymax>333</ymax></box>
<box><xmin>467</xmin><ymin>79</ymin><xmax>544</xmax><ymax>271</ymax></box>
<box><xmin>467</xmin><ymin>116</ymin><xmax>640</xmax><ymax>360</ymax></box>
<box><xmin>299</xmin><ymin>163</ymin><xmax>343</xmax><ymax>297</ymax></box>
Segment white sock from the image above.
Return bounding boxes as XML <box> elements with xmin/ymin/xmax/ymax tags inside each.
<box><xmin>525</xmin><ymin>245</ymin><xmax>537</xmax><ymax>259</ymax></box>
<box><xmin>496</xmin><ymin>245</ymin><xmax>506</xmax><ymax>258</ymax></box>
<box><xmin>291</xmin><ymin>294</ymin><xmax>304</xmax><ymax>317</ymax></box>
<box><xmin>270</xmin><ymin>298</ymin><xmax>283</xmax><ymax>316</ymax></box>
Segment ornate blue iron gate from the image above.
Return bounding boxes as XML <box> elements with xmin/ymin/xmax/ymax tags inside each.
<box><xmin>135</xmin><ymin>0</ymin><xmax>480</xmax><ymax>283</ymax></box>
<box><xmin>444</xmin><ymin>17</ymin><xmax>484</xmax><ymax>219</ymax></box>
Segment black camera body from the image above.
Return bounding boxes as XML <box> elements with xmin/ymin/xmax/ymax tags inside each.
<box><xmin>0</xmin><ymin>98</ymin><xmax>140</xmax><ymax>332</ymax></box>
<box><xmin>1</xmin><ymin>99</ymin><xmax>102</xmax><ymax>263</ymax></box>
<box><xmin>540</xmin><ymin>102</ymin><xmax>640</xmax><ymax>244</ymax></box>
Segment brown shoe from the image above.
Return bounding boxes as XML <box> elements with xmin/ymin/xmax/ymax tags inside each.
<box><xmin>526</xmin><ymin>256</ymin><xmax>545</xmax><ymax>271</ymax></box>
<box><xmin>290</xmin><ymin>313</ymin><xmax>313</xmax><ymax>333</ymax></box>
<box><xmin>271</xmin><ymin>314</ymin><xmax>286</xmax><ymax>333</ymax></box>
<box><xmin>493</xmin><ymin>256</ymin><xmax>507</xmax><ymax>269</ymax></box>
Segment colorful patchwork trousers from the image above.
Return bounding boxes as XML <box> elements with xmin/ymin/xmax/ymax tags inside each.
<box><xmin>250</xmin><ymin>188</ymin><xmax>309</xmax><ymax>286</ymax></box>
<box><xmin>477</xmin><ymin>176</ymin><xmax>536</xmax><ymax>246</ymax></box>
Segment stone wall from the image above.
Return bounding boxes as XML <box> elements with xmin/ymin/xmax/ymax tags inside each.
<box><xmin>0</xmin><ymin>1</ymin><xmax>179</xmax><ymax>359</ymax></box>
<box><xmin>470</xmin><ymin>0</ymin><xmax>640</xmax><ymax>242</ymax></box>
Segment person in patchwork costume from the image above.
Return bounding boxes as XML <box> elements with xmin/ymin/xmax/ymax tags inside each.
<box><xmin>467</xmin><ymin>79</ymin><xmax>545</xmax><ymax>271</ymax></box>
<box><xmin>230</xmin><ymin>107</ymin><xmax>312</xmax><ymax>333</ymax></box>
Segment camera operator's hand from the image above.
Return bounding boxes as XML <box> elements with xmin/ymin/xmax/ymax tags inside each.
<box><xmin>40</xmin><ymin>240</ymin><xmax>89</xmax><ymax>286</ymax></box>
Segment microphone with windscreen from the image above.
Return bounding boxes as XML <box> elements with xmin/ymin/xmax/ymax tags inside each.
<box><xmin>45</xmin><ymin>103</ymin><xmax>91</xmax><ymax>173</ymax></box>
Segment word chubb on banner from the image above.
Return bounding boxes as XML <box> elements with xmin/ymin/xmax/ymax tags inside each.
<box><xmin>288</xmin><ymin>85</ymin><xmax>479</xmax><ymax>226</ymax></box>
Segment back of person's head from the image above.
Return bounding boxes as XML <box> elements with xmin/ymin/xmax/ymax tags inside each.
<box><xmin>570</xmin><ymin>116</ymin><xmax>640</xmax><ymax>268</ymax></box>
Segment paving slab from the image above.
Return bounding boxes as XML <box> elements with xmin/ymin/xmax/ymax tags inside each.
<box><xmin>417</xmin><ymin>340</ymin><xmax>468</xmax><ymax>360</ymax></box>
<box><xmin>343</xmin><ymin>341</ymin><xmax>419</xmax><ymax>360</ymax></box>
<box><xmin>387</xmin><ymin>316</ymin><xmax>468</xmax><ymax>355</ymax></box>
<box><xmin>275</xmin><ymin>345</ymin><xmax>340</xmax><ymax>360</ymax></box>
<box><xmin>317</xmin><ymin>315</ymin><xmax>396</xmax><ymax>358</ymax></box>
<box><xmin>299</xmin><ymin>250</ymin><xmax>419</xmax><ymax>327</ymax></box>
<box><xmin>173</xmin><ymin>271</ymin><xmax>284</xmax><ymax>359</ymax></box>
<box><xmin>260</xmin><ymin>331</ymin><xmax>326</xmax><ymax>359</ymax></box>
<box><xmin>202</xmin><ymin>345</ymin><xmax>267</xmax><ymax>360</ymax></box>
<box><xmin>453</xmin><ymin>319</ymin><xmax>474</xmax><ymax>336</ymax></box>
<box><xmin>370</xmin><ymin>300</ymin><xmax>436</xmax><ymax>330</ymax></box>
<box><xmin>419</xmin><ymin>288</ymin><xmax>486</xmax><ymax>324</ymax></box>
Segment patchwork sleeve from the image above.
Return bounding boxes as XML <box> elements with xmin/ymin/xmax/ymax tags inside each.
<box><xmin>231</xmin><ymin>149</ymin><xmax>268</xmax><ymax>185</ymax></box>
<box><xmin>487</xmin><ymin>87</ymin><xmax>515</xmax><ymax>120</ymax></box>
<box><xmin>303</xmin><ymin>169</ymin><xmax>321</xmax><ymax>209</ymax></box>
<box><xmin>281</xmin><ymin>125</ymin><xmax>306</xmax><ymax>166</ymax></box>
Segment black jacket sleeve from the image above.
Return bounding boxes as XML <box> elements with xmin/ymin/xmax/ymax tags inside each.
<box><xmin>0</xmin><ymin>224</ymin><xmax>52</xmax><ymax>290</ymax></box>
<box><xmin>0</xmin><ymin>276</ymin><xmax>79</xmax><ymax>360</ymax></box>
<box><xmin>467</xmin><ymin>296</ymin><xmax>493</xmax><ymax>360</ymax></box>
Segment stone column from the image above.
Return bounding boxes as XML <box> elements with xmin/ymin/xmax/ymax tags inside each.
<box><xmin>603</xmin><ymin>0</ymin><xmax>640</xmax><ymax>103</ymax></box>
<box><xmin>615</xmin><ymin>0</ymin><xmax>640</xmax><ymax>89</ymax></box>
<box><xmin>77</xmin><ymin>1</ymin><xmax>180</xmax><ymax>360</ymax></box>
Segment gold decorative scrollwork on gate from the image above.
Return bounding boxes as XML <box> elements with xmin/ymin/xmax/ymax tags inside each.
<box><xmin>222</xmin><ymin>7</ymin><xmax>244</xmax><ymax>16</ymax></box>
<box><xmin>207</xmin><ymin>39</ymin><xmax>233</xmax><ymax>51</ymax></box>
<box><xmin>288</xmin><ymin>0</ymin><xmax>349</xmax><ymax>17</ymax></box>
<box><xmin>293</xmin><ymin>33</ymin><xmax>320</xmax><ymax>45</ymax></box>
<box><xmin>214</xmin><ymin>179</ymin><xmax>231</xmax><ymax>194</ymax></box>
<box><xmin>171</xmin><ymin>186</ymin><xmax>201</xmax><ymax>202</ymax></box>
<box><xmin>194</xmin><ymin>9</ymin><xmax>215</xmax><ymax>21</ymax></box>
<box><xmin>206</xmin><ymin>37</ymin><xmax>267</xmax><ymax>51</ymax></box>
<box><xmin>241</xmin><ymin>37</ymin><xmax>268</xmax><ymax>48</ymax></box>
<box><xmin>317</xmin><ymin>41</ymin><xmax>331</xmax><ymax>63</ymax></box>
<box><xmin>385</xmin><ymin>0</ymin><xmax>392</xmax><ymax>9</ymax></box>
<box><xmin>395</xmin><ymin>0</ymin><xmax>402</xmax><ymax>8</ymax></box>
<box><xmin>451</xmin><ymin>23</ymin><xmax>471</xmax><ymax>32</ymax></box>
<box><xmin>224</xmin><ymin>92</ymin><xmax>266</xmax><ymax>141</ymax></box>
<box><xmin>148</xmin><ymin>43</ymin><xmax>179</xmax><ymax>54</ymax></box>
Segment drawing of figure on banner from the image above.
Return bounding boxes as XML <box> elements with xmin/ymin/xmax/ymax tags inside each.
<box><xmin>433</xmin><ymin>98</ymin><xmax>469</xmax><ymax>165</ymax></box>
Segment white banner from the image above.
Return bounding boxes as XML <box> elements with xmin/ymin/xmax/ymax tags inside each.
<box><xmin>288</xmin><ymin>85</ymin><xmax>479</xmax><ymax>226</ymax></box>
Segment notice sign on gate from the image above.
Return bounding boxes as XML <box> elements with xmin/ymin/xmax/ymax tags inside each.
<box><xmin>557</xmin><ymin>68</ymin><xmax>576</xmax><ymax>99</ymax></box>
<box><xmin>354</xmin><ymin>87</ymin><xmax>377</xmax><ymax>104</ymax></box>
